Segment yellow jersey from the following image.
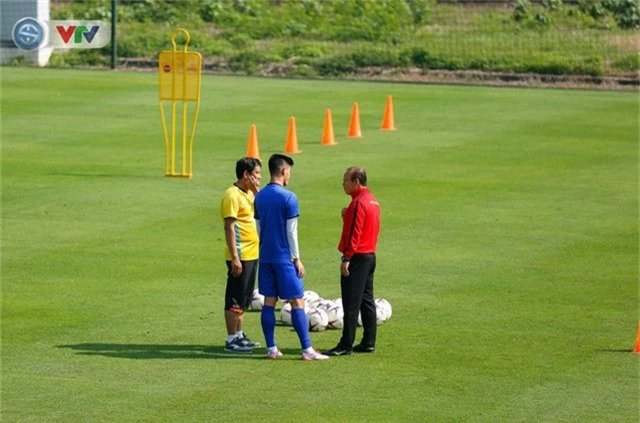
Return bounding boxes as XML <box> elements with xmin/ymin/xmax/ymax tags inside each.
<box><xmin>220</xmin><ymin>185</ymin><xmax>259</xmax><ymax>261</ymax></box>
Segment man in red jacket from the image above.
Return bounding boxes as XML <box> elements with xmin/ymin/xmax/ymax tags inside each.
<box><xmin>324</xmin><ymin>167</ymin><xmax>381</xmax><ymax>356</ymax></box>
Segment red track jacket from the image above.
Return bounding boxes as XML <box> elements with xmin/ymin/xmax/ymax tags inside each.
<box><xmin>338</xmin><ymin>187</ymin><xmax>380</xmax><ymax>259</ymax></box>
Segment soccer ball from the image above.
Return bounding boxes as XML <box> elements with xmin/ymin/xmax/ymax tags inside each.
<box><xmin>326</xmin><ymin>304</ymin><xmax>344</xmax><ymax>329</ymax></box>
<box><xmin>280</xmin><ymin>302</ymin><xmax>310</xmax><ymax>325</ymax></box>
<box><xmin>280</xmin><ymin>302</ymin><xmax>292</xmax><ymax>326</ymax></box>
<box><xmin>375</xmin><ymin>305</ymin><xmax>386</xmax><ymax>325</ymax></box>
<box><xmin>303</xmin><ymin>290</ymin><xmax>320</xmax><ymax>304</ymax></box>
<box><xmin>333</xmin><ymin>297</ymin><xmax>343</xmax><ymax>308</ymax></box>
<box><xmin>250</xmin><ymin>289</ymin><xmax>264</xmax><ymax>311</ymax></box>
<box><xmin>375</xmin><ymin>298</ymin><xmax>392</xmax><ymax>323</ymax></box>
<box><xmin>309</xmin><ymin>297</ymin><xmax>325</xmax><ymax>310</ymax></box>
<box><xmin>319</xmin><ymin>299</ymin><xmax>336</xmax><ymax>313</ymax></box>
<box><xmin>307</xmin><ymin>308</ymin><xmax>329</xmax><ymax>332</ymax></box>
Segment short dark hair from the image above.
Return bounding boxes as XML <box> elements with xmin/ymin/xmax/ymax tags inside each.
<box><xmin>346</xmin><ymin>167</ymin><xmax>367</xmax><ymax>186</ymax></box>
<box><xmin>236</xmin><ymin>157</ymin><xmax>262</xmax><ymax>179</ymax></box>
<box><xmin>268</xmin><ymin>154</ymin><xmax>294</xmax><ymax>176</ymax></box>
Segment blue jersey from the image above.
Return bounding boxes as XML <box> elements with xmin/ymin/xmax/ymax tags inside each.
<box><xmin>254</xmin><ymin>183</ymin><xmax>300</xmax><ymax>263</ymax></box>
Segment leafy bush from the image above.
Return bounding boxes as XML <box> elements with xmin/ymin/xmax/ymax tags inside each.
<box><xmin>578</xmin><ymin>0</ymin><xmax>639</xmax><ymax>28</ymax></box>
<box><xmin>579</xmin><ymin>0</ymin><xmax>608</xmax><ymax>19</ymax></box>
<box><xmin>315</xmin><ymin>54</ymin><xmax>357</xmax><ymax>76</ymax></box>
<box><xmin>227</xmin><ymin>49</ymin><xmax>280</xmax><ymax>74</ymax></box>
<box><xmin>48</xmin><ymin>49</ymin><xmax>109</xmax><ymax>67</ymax></box>
<box><xmin>279</xmin><ymin>43</ymin><xmax>326</xmax><ymax>60</ymax></box>
<box><xmin>287</xmin><ymin>64</ymin><xmax>317</xmax><ymax>78</ymax></box>
<box><xmin>349</xmin><ymin>46</ymin><xmax>408</xmax><ymax>67</ymax></box>
<box><xmin>542</xmin><ymin>0</ymin><xmax>563</xmax><ymax>11</ymax></box>
<box><xmin>116</xmin><ymin>22</ymin><xmax>170</xmax><ymax>58</ymax></box>
<box><xmin>3</xmin><ymin>55</ymin><xmax>33</xmax><ymax>67</ymax></box>
<box><xmin>614</xmin><ymin>0</ymin><xmax>640</xmax><ymax>29</ymax></box>
<box><xmin>612</xmin><ymin>53</ymin><xmax>640</xmax><ymax>71</ymax></box>
<box><xmin>513</xmin><ymin>0</ymin><xmax>533</xmax><ymax>22</ymax></box>
<box><xmin>534</xmin><ymin>12</ymin><xmax>551</xmax><ymax>25</ymax></box>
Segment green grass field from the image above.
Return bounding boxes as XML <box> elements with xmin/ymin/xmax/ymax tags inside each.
<box><xmin>1</xmin><ymin>67</ymin><xmax>638</xmax><ymax>422</ymax></box>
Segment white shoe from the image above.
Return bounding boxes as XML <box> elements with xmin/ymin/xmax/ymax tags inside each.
<box><xmin>267</xmin><ymin>347</ymin><xmax>283</xmax><ymax>359</ymax></box>
<box><xmin>301</xmin><ymin>349</ymin><xmax>329</xmax><ymax>361</ymax></box>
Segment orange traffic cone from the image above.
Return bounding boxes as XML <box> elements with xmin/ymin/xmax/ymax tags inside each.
<box><xmin>246</xmin><ymin>124</ymin><xmax>260</xmax><ymax>159</ymax></box>
<box><xmin>347</xmin><ymin>102</ymin><xmax>362</xmax><ymax>138</ymax></box>
<box><xmin>633</xmin><ymin>323</ymin><xmax>640</xmax><ymax>354</ymax></box>
<box><xmin>380</xmin><ymin>95</ymin><xmax>396</xmax><ymax>131</ymax></box>
<box><xmin>321</xmin><ymin>108</ymin><xmax>337</xmax><ymax>146</ymax></box>
<box><xmin>284</xmin><ymin>116</ymin><xmax>301</xmax><ymax>154</ymax></box>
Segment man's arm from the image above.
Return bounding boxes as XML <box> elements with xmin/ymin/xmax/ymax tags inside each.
<box><xmin>342</xmin><ymin>200</ymin><xmax>366</xmax><ymax>260</ymax></box>
<box><xmin>224</xmin><ymin>217</ymin><xmax>242</xmax><ymax>277</ymax></box>
<box><xmin>286</xmin><ymin>217</ymin><xmax>305</xmax><ymax>278</ymax></box>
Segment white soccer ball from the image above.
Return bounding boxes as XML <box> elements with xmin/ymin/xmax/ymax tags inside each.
<box><xmin>333</xmin><ymin>297</ymin><xmax>343</xmax><ymax>308</ymax></box>
<box><xmin>375</xmin><ymin>298</ymin><xmax>392</xmax><ymax>322</ymax></box>
<box><xmin>250</xmin><ymin>289</ymin><xmax>264</xmax><ymax>311</ymax></box>
<box><xmin>319</xmin><ymin>300</ymin><xmax>336</xmax><ymax>312</ymax></box>
<box><xmin>280</xmin><ymin>302</ymin><xmax>292</xmax><ymax>326</ymax></box>
<box><xmin>376</xmin><ymin>306</ymin><xmax>386</xmax><ymax>325</ymax></box>
<box><xmin>309</xmin><ymin>297</ymin><xmax>327</xmax><ymax>310</ymax></box>
<box><xmin>307</xmin><ymin>308</ymin><xmax>329</xmax><ymax>332</ymax></box>
<box><xmin>303</xmin><ymin>290</ymin><xmax>320</xmax><ymax>304</ymax></box>
<box><xmin>326</xmin><ymin>304</ymin><xmax>344</xmax><ymax>329</ymax></box>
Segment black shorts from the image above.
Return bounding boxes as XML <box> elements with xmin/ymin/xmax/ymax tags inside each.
<box><xmin>224</xmin><ymin>260</ymin><xmax>258</xmax><ymax>311</ymax></box>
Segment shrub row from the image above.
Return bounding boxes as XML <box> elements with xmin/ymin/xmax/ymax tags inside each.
<box><xmin>512</xmin><ymin>0</ymin><xmax>639</xmax><ymax>29</ymax></box>
<box><xmin>23</xmin><ymin>36</ymin><xmax>637</xmax><ymax>78</ymax></box>
<box><xmin>38</xmin><ymin>1</ymin><xmax>639</xmax><ymax>77</ymax></box>
<box><xmin>52</xmin><ymin>0</ymin><xmax>433</xmax><ymax>42</ymax></box>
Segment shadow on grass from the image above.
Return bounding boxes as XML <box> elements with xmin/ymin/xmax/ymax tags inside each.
<box><xmin>55</xmin><ymin>343</ymin><xmax>279</xmax><ymax>360</ymax></box>
<box><xmin>597</xmin><ymin>348</ymin><xmax>635</xmax><ymax>353</ymax></box>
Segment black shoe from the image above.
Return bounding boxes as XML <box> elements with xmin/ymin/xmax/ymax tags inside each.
<box><xmin>353</xmin><ymin>344</ymin><xmax>375</xmax><ymax>353</ymax></box>
<box><xmin>224</xmin><ymin>337</ymin><xmax>253</xmax><ymax>353</ymax></box>
<box><xmin>322</xmin><ymin>345</ymin><xmax>353</xmax><ymax>356</ymax></box>
<box><xmin>238</xmin><ymin>334</ymin><xmax>261</xmax><ymax>348</ymax></box>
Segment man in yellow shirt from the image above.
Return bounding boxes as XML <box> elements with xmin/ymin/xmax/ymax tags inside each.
<box><xmin>220</xmin><ymin>157</ymin><xmax>262</xmax><ymax>352</ymax></box>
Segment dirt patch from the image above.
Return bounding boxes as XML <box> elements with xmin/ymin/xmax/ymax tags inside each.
<box><xmin>346</xmin><ymin>67</ymin><xmax>640</xmax><ymax>91</ymax></box>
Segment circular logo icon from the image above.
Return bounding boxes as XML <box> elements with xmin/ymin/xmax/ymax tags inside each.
<box><xmin>163</xmin><ymin>65</ymin><xmax>171</xmax><ymax>73</ymax></box>
<box><xmin>12</xmin><ymin>17</ymin><xmax>46</xmax><ymax>50</ymax></box>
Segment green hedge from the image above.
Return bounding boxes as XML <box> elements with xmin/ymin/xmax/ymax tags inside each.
<box><xmin>35</xmin><ymin>0</ymin><xmax>640</xmax><ymax>78</ymax></box>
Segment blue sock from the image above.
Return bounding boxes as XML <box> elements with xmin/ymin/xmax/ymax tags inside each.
<box><xmin>261</xmin><ymin>305</ymin><xmax>276</xmax><ymax>348</ymax></box>
<box><xmin>291</xmin><ymin>307</ymin><xmax>311</xmax><ymax>350</ymax></box>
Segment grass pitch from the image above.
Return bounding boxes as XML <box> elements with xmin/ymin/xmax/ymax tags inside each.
<box><xmin>1</xmin><ymin>68</ymin><xmax>638</xmax><ymax>422</ymax></box>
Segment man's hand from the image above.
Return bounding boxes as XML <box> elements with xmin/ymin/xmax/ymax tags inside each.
<box><xmin>294</xmin><ymin>259</ymin><xmax>306</xmax><ymax>278</ymax></box>
<box><xmin>340</xmin><ymin>261</ymin><xmax>350</xmax><ymax>277</ymax></box>
<box><xmin>230</xmin><ymin>257</ymin><xmax>242</xmax><ymax>277</ymax></box>
<box><xmin>247</xmin><ymin>175</ymin><xmax>260</xmax><ymax>194</ymax></box>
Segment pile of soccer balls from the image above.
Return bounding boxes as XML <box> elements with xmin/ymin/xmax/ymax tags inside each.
<box><xmin>249</xmin><ymin>289</ymin><xmax>392</xmax><ymax>332</ymax></box>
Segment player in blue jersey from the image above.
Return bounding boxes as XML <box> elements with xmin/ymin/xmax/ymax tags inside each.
<box><xmin>254</xmin><ymin>154</ymin><xmax>329</xmax><ymax>361</ymax></box>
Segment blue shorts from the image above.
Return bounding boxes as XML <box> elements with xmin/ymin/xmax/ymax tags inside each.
<box><xmin>258</xmin><ymin>261</ymin><xmax>304</xmax><ymax>300</ymax></box>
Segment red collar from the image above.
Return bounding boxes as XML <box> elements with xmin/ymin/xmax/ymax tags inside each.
<box><xmin>350</xmin><ymin>186</ymin><xmax>369</xmax><ymax>199</ymax></box>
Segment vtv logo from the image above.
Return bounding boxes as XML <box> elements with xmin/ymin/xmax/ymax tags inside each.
<box><xmin>56</xmin><ymin>25</ymin><xmax>101</xmax><ymax>45</ymax></box>
<box><xmin>49</xmin><ymin>20</ymin><xmax>110</xmax><ymax>49</ymax></box>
